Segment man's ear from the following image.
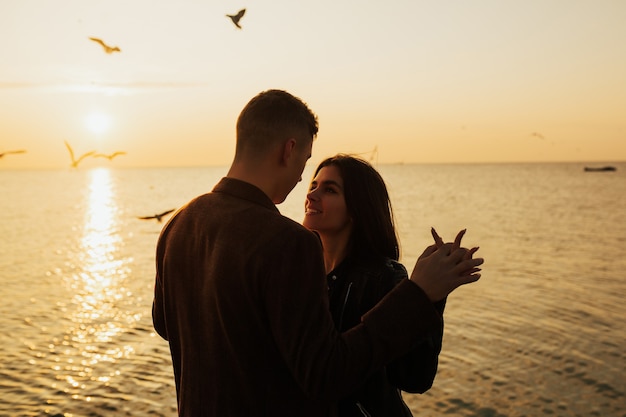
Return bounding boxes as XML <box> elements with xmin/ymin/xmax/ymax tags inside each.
<box><xmin>281</xmin><ymin>138</ymin><xmax>297</xmax><ymax>165</ymax></box>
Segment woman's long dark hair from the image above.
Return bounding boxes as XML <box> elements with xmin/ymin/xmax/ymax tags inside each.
<box><xmin>313</xmin><ymin>154</ymin><xmax>400</xmax><ymax>261</ymax></box>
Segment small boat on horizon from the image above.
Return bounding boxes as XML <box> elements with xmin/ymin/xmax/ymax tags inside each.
<box><xmin>584</xmin><ymin>166</ymin><xmax>617</xmax><ymax>172</ymax></box>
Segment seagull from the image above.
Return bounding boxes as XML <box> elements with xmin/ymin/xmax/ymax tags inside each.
<box><xmin>0</xmin><ymin>149</ymin><xmax>26</xmax><ymax>158</ymax></box>
<box><xmin>530</xmin><ymin>132</ymin><xmax>545</xmax><ymax>140</ymax></box>
<box><xmin>89</xmin><ymin>37</ymin><xmax>121</xmax><ymax>54</ymax></box>
<box><xmin>138</xmin><ymin>209</ymin><xmax>175</xmax><ymax>223</ymax></box>
<box><xmin>94</xmin><ymin>151</ymin><xmax>127</xmax><ymax>160</ymax></box>
<box><xmin>226</xmin><ymin>8</ymin><xmax>246</xmax><ymax>29</ymax></box>
<box><xmin>65</xmin><ymin>140</ymin><xmax>96</xmax><ymax>168</ymax></box>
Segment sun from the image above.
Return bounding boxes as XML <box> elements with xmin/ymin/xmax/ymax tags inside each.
<box><xmin>85</xmin><ymin>112</ymin><xmax>112</xmax><ymax>135</ymax></box>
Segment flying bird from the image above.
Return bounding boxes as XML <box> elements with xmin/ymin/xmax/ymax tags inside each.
<box><xmin>0</xmin><ymin>149</ymin><xmax>26</xmax><ymax>158</ymax></box>
<box><xmin>138</xmin><ymin>209</ymin><xmax>176</xmax><ymax>223</ymax></box>
<box><xmin>226</xmin><ymin>8</ymin><xmax>246</xmax><ymax>29</ymax></box>
<box><xmin>530</xmin><ymin>132</ymin><xmax>545</xmax><ymax>140</ymax></box>
<box><xmin>94</xmin><ymin>151</ymin><xmax>127</xmax><ymax>160</ymax></box>
<box><xmin>89</xmin><ymin>37</ymin><xmax>121</xmax><ymax>54</ymax></box>
<box><xmin>65</xmin><ymin>140</ymin><xmax>96</xmax><ymax>168</ymax></box>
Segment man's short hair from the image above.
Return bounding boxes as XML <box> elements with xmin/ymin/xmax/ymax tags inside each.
<box><xmin>235</xmin><ymin>89</ymin><xmax>318</xmax><ymax>158</ymax></box>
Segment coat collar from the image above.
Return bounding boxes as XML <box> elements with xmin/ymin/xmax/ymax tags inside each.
<box><xmin>213</xmin><ymin>177</ymin><xmax>279</xmax><ymax>213</ymax></box>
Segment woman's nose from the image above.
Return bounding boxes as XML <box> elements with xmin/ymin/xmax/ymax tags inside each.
<box><xmin>306</xmin><ymin>189</ymin><xmax>318</xmax><ymax>201</ymax></box>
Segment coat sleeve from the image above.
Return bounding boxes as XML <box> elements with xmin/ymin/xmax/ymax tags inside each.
<box><xmin>385</xmin><ymin>262</ymin><xmax>447</xmax><ymax>393</ymax></box>
<box><xmin>152</xmin><ymin>219</ymin><xmax>173</xmax><ymax>341</ymax></box>
<box><xmin>264</xmin><ymin>229</ymin><xmax>442</xmax><ymax>401</ymax></box>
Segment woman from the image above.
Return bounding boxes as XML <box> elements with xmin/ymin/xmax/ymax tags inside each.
<box><xmin>303</xmin><ymin>154</ymin><xmax>446</xmax><ymax>417</ymax></box>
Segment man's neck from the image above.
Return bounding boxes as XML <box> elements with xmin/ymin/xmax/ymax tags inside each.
<box><xmin>227</xmin><ymin>161</ymin><xmax>280</xmax><ymax>203</ymax></box>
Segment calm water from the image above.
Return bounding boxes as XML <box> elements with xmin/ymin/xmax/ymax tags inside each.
<box><xmin>1</xmin><ymin>162</ymin><xmax>624</xmax><ymax>417</ymax></box>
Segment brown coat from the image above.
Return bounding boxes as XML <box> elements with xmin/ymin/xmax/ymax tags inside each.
<box><xmin>152</xmin><ymin>177</ymin><xmax>441</xmax><ymax>416</ymax></box>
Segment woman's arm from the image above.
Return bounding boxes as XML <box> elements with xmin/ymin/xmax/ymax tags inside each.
<box><xmin>386</xmin><ymin>297</ymin><xmax>446</xmax><ymax>393</ymax></box>
<box><xmin>384</xmin><ymin>260</ymin><xmax>447</xmax><ymax>393</ymax></box>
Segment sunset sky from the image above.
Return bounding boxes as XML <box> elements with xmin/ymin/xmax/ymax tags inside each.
<box><xmin>1</xmin><ymin>0</ymin><xmax>625</xmax><ymax>169</ymax></box>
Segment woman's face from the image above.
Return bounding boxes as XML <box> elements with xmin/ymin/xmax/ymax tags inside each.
<box><xmin>303</xmin><ymin>165</ymin><xmax>353</xmax><ymax>238</ymax></box>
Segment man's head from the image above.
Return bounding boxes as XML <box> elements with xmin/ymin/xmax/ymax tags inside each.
<box><xmin>235</xmin><ymin>89</ymin><xmax>318</xmax><ymax>161</ymax></box>
<box><xmin>229</xmin><ymin>89</ymin><xmax>319</xmax><ymax>204</ymax></box>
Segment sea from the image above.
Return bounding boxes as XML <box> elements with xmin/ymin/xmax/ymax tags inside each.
<box><xmin>1</xmin><ymin>162</ymin><xmax>624</xmax><ymax>417</ymax></box>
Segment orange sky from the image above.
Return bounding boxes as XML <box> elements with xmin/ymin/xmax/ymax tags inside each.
<box><xmin>1</xmin><ymin>0</ymin><xmax>625</xmax><ymax>170</ymax></box>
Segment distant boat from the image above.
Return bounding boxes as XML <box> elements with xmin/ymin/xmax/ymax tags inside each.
<box><xmin>584</xmin><ymin>166</ymin><xmax>616</xmax><ymax>172</ymax></box>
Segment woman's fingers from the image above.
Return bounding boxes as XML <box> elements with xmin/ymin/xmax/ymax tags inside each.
<box><xmin>454</xmin><ymin>257</ymin><xmax>484</xmax><ymax>275</ymax></box>
<box><xmin>434</xmin><ymin>243</ymin><xmax>481</xmax><ymax>268</ymax></box>
<box><xmin>456</xmin><ymin>271</ymin><xmax>482</xmax><ymax>287</ymax></box>
<box><xmin>436</xmin><ymin>242</ymin><xmax>455</xmax><ymax>256</ymax></box>
<box><xmin>431</xmin><ymin>227</ymin><xmax>444</xmax><ymax>247</ymax></box>
<box><xmin>418</xmin><ymin>244</ymin><xmax>438</xmax><ymax>260</ymax></box>
<box><xmin>464</xmin><ymin>246</ymin><xmax>479</xmax><ymax>260</ymax></box>
<box><xmin>432</xmin><ymin>228</ymin><xmax>468</xmax><ymax>251</ymax></box>
<box><xmin>410</xmin><ymin>249</ymin><xmax>483</xmax><ymax>301</ymax></box>
<box><xmin>437</xmin><ymin>241</ymin><xmax>468</xmax><ymax>261</ymax></box>
<box><xmin>430</xmin><ymin>229</ymin><xmax>482</xmax><ymax>279</ymax></box>
<box><xmin>452</xmin><ymin>229</ymin><xmax>466</xmax><ymax>251</ymax></box>
<box><xmin>411</xmin><ymin>229</ymin><xmax>483</xmax><ymax>302</ymax></box>
<box><xmin>432</xmin><ymin>229</ymin><xmax>477</xmax><ymax>261</ymax></box>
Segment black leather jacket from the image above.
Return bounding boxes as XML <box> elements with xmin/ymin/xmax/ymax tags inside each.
<box><xmin>327</xmin><ymin>256</ymin><xmax>446</xmax><ymax>417</ymax></box>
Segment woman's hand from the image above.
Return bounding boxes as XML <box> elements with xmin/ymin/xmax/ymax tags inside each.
<box><xmin>428</xmin><ymin>227</ymin><xmax>479</xmax><ymax>260</ymax></box>
<box><xmin>411</xmin><ymin>228</ymin><xmax>483</xmax><ymax>302</ymax></box>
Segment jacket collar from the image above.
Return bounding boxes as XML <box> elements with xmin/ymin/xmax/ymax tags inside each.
<box><xmin>213</xmin><ymin>177</ymin><xmax>279</xmax><ymax>213</ymax></box>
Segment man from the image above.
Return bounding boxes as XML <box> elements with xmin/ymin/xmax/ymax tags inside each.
<box><xmin>152</xmin><ymin>89</ymin><xmax>483</xmax><ymax>416</ymax></box>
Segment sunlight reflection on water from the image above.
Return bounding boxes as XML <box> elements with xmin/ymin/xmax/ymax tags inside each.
<box><xmin>57</xmin><ymin>168</ymin><xmax>136</xmax><ymax>399</ymax></box>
